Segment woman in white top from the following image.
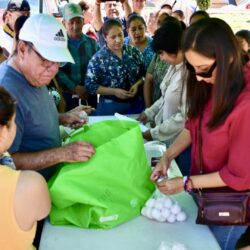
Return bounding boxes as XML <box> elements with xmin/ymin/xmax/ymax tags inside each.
<box><xmin>138</xmin><ymin>17</ymin><xmax>187</xmax><ymax>146</ymax></box>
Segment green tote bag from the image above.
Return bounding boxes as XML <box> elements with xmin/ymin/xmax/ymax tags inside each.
<box><xmin>48</xmin><ymin>120</ymin><xmax>155</xmax><ymax>229</ymax></box>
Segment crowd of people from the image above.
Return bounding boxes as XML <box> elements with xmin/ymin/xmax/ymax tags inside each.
<box><xmin>0</xmin><ymin>0</ymin><xmax>249</xmax><ymax>249</ymax></box>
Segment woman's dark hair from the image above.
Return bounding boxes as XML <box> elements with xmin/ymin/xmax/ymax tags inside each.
<box><xmin>173</xmin><ymin>9</ymin><xmax>184</xmax><ymax>18</ymax></box>
<box><xmin>78</xmin><ymin>1</ymin><xmax>89</xmax><ymax>11</ymax></box>
<box><xmin>182</xmin><ymin>18</ymin><xmax>244</xmax><ymax>129</ymax></box>
<box><xmin>14</xmin><ymin>15</ymin><xmax>29</xmax><ymax>41</ymax></box>
<box><xmin>102</xmin><ymin>18</ymin><xmax>122</xmax><ymax>37</ymax></box>
<box><xmin>152</xmin><ymin>16</ymin><xmax>183</xmax><ymax>55</ymax></box>
<box><xmin>160</xmin><ymin>4</ymin><xmax>172</xmax><ymax>10</ymax></box>
<box><xmin>189</xmin><ymin>10</ymin><xmax>209</xmax><ymax>24</ymax></box>
<box><xmin>235</xmin><ymin>29</ymin><xmax>250</xmax><ymax>64</ymax></box>
<box><xmin>0</xmin><ymin>87</ymin><xmax>16</xmax><ymax>127</ymax></box>
<box><xmin>235</xmin><ymin>29</ymin><xmax>250</xmax><ymax>47</ymax></box>
<box><xmin>127</xmin><ymin>14</ymin><xmax>146</xmax><ymax>29</ymax></box>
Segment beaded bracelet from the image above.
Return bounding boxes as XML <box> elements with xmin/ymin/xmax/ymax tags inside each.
<box><xmin>183</xmin><ymin>176</ymin><xmax>193</xmax><ymax>193</ymax></box>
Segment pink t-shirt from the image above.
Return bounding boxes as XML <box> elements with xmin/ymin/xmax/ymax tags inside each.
<box><xmin>185</xmin><ymin>66</ymin><xmax>250</xmax><ymax>190</ymax></box>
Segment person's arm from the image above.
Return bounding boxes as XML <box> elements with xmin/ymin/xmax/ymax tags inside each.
<box><xmin>157</xmin><ymin>172</ymin><xmax>227</xmax><ymax>196</ymax></box>
<box><xmin>121</xmin><ymin>0</ymin><xmax>132</xmax><ymax>20</ymax></box>
<box><xmin>129</xmin><ymin>77</ymin><xmax>145</xmax><ymax>96</ymax></box>
<box><xmin>14</xmin><ymin>171</ymin><xmax>51</xmax><ymax>231</ymax></box>
<box><xmin>148</xmin><ymin>105</ymin><xmax>186</xmax><ymax>142</ymax></box>
<box><xmin>12</xmin><ymin>141</ymin><xmax>95</xmax><ymax>171</ymax></box>
<box><xmin>93</xmin><ymin>0</ymin><xmax>103</xmax><ymax>32</ymax></box>
<box><xmin>151</xmin><ymin>128</ymin><xmax>192</xmax><ymax>182</ymax></box>
<box><xmin>97</xmin><ymin>86</ymin><xmax>134</xmax><ymax>99</ymax></box>
<box><xmin>143</xmin><ymin>73</ymin><xmax>154</xmax><ymax>108</ymax></box>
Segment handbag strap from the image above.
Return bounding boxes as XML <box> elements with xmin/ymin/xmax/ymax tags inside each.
<box><xmin>198</xmin><ymin>114</ymin><xmax>204</xmax><ymax>175</ymax></box>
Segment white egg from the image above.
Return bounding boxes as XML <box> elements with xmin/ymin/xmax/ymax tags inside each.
<box><xmin>146</xmin><ymin>198</ymin><xmax>156</xmax><ymax>208</ymax></box>
<box><xmin>141</xmin><ymin>207</ymin><xmax>147</xmax><ymax>216</ymax></box>
<box><xmin>158</xmin><ymin>216</ymin><xmax>167</xmax><ymax>222</ymax></box>
<box><xmin>167</xmin><ymin>214</ymin><xmax>176</xmax><ymax>223</ymax></box>
<box><xmin>79</xmin><ymin>111</ymin><xmax>88</xmax><ymax>120</ymax></box>
<box><xmin>151</xmin><ymin>208</ymin><xmax>161</xmax><ymax>221</ymax></box>
<box><xmin>145</xmin><ymin>207</ymin><xmax>153</xmax><ymax>219</ymax></box>
<box><xmin>161</xmin><ymin>208</ymin><xmax>171</xmax><ymax>219</ymax></box>
<box><xmin>176</xmin><ymin>211</ymin><xmax>187</xmax><ymax>222</ymax></box>
<box><xmin>155</xmin><ymin>201</ymin><xmax>164</xmax><ymax>210</ymax></box>
<box><xmin>163</xmin><ymin>198</ymin><xmax>173</xmax><ymax>208</ymax></box>
<box><xmin>171</xmin><ymin>204</ymin><xmax>181</xmax><ymax>215</ymax></box>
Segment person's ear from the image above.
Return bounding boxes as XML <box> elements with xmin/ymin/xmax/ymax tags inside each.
<box><xmin>17</xmin><ymin>41</ymin><xmax>27</xmax><ymax>60</ymax></box>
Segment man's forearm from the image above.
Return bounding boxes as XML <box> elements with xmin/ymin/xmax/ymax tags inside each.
<box><xmin>93</xmin><ymin>2</ymin><xmax>103</xmax><ymax>31</ymax></box>
<box><xmin>122</xmin><ymin>0</ymin><xmax>132</xmax><ymax>20</ymax></box>
<box><xmin>12</xmin><ymin>147</ymin><xmax>65</xmax><ymax>171</ymax></box>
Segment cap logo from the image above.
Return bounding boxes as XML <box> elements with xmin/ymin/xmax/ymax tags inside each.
<box><xmin>54</xmin><ymin>29</ymin><xmax>65</xmax><ymax>42</ymax></box>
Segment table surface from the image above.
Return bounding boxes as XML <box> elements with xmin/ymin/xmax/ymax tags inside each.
<box><xmin>39</xmin><ymin>116</ymin><xmax>221</xmax><ymax>250</ymax></box>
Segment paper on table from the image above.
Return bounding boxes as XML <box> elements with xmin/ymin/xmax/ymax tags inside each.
<box><xmin>114</xmin><ymin>113</ymin><xmax>148</xmax><ymax>132</ymax></box>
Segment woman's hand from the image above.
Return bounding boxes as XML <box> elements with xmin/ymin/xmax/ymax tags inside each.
<box><xmin>157</xmin><ymin>177</ymin><xmax>184</xmax><ymax>195</ymax></box>
<box><xmin>150</xmin><ymin>152</ymin><xmax>171</xmax><ymax>182</ymax></box>
<box><xmin>143</xmin><ymin>130</ymin><xmax>153</xmax><ymax>141</ymax></box>
<box><xmin>137</xmin><ymin>112</ymin><xmax>148</xmax><ymax>124</ymax></box>
<box><xmin>114</xmin><ymin>88</ymin><xmax>134</xmax><ymax>99</ymax></box>
<box><xmin>129</xmin><ymin>83</ymin><xmax>139</xmax><ymax>96</ymax></box>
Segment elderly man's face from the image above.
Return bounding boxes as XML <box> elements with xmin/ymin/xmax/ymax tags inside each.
<box><xmin>6</xmin><ymin>10</ymin><xmax>30</xmax><ymax>30</ymax></box>
<box><xmin>104</xmin><ymin>1</ymin><xmax>121</xmax><ymax>18</ymax></box>
<box><xmin>18</xmin><ymin>41</ymin><xmax>59</xmax><ymax>88</ymax></box>
<box><xmin>63</xmin><ymin>17</ymin><xmax>84</xmax><ymax>40</ymax></box>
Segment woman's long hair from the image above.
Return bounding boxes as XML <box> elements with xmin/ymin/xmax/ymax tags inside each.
<box><xmin>182</xmin><ymin>18</ymin><xmax>244</xmax><ymax>129</ymax></box>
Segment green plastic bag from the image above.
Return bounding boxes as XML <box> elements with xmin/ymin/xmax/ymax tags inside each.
<box><xmin>48</xmin><ymin>120</ymin><xmax>155</xmax><ymax>229</ymax></box>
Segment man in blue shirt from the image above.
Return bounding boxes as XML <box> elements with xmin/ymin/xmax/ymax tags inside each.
<box><xmin>0</xmin><ymin>14</ymin><xmax>95</xmax><ymax>180</ymax></box>
<box><xmin>57</xmin><ymin>3</ymin><xmax>99</xmax><ymax>111</ymax></box>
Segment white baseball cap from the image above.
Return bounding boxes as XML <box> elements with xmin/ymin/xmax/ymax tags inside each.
<box><xmin>19</xmin><ymin>14</ymin><xmax>74</xmax><ymax>64</ymax></box>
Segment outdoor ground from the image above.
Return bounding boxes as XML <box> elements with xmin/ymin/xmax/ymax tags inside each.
<box><xmin>208</xmin><ymin>9</ymin><xmax>250</xmax><ymax>32</ymax></box>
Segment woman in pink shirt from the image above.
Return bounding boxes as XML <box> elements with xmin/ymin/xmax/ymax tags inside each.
<box><xmin>151</xmin><ymin>18</ymin><xmax>250</xmax><ymax>250</ymax></box>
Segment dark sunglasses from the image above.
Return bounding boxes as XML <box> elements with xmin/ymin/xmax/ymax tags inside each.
<box><xmin>186</xmin><ymin>61</ymin><xmax>217</xmax><ymax>78</ymax></box>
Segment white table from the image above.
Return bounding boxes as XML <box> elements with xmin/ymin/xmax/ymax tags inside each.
<box><xmin>39</xmin><ymin>116</ymin><xmax>221</xmax><ymax>250</ymax></box>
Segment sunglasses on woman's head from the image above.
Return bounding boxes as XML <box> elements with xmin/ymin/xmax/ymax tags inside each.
<box><xmin>186</xmin><ymin>61</ymin><xmax>217</xmax><ymax>78</ymax></box>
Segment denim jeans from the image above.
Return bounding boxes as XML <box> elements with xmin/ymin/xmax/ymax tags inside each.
<box><xmin>209</xmin><ymin>225</ymin><xmax>247</xmax><ymax>250</ymax></box>
<box><xmin>96</xmin><ymin>97</ymin><xmax>133</xmax><ymax>116</ymax></box>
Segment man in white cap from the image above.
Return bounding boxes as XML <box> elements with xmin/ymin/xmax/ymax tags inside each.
<box><xmin>0</xmin><ymin>14</ymin><xmax>95</xmax><ymax>180</ymax></box>
<box><xmin>0</xmin><ymin>0</ymin><xmax>30</xmax><ymax>58</ymax></box>
<box><xmin>57</xmin><ymin>3</ymin><xmax>99</xmax><ymax>111</ymax></box>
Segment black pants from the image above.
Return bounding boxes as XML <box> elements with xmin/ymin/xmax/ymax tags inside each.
<box><xmin>235</xmin><ymin>226</ymin><xmax>250</xmax><ymax>249</ymax></box>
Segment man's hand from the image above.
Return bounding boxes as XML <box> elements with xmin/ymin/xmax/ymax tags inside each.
<box><xmin>95</xmin><ymin>0</ymin><xmax>102</xmax><ymax>4</ymax></box>
<box><xmin>61</xmin><ymin>141</ymin><xmax>95</xmax><ymax>162</ymax></box>
<box><xmin>114</xmin><ymin>88</ymin><xmax>134</xmax><ymax>99</ymax></box>
<box><xmin>69</xmin><ymin>105</ymin><xmax>95</xmax><ymax>115</ymax></box>
<box><xmin>59</xmin><ymin>105</ymin><xmax>95</xmax><ymax>129</ymax></box>
<box><xmin>143</xmin><ymin>130</ymin><xmax>153</xmax><ymax>141</ymax></box>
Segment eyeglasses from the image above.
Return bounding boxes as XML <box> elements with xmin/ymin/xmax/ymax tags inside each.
<box><xmin>29</xmin><ymin>46</ymin><xmax>66</xmax><ymax>68</ymax></box>
<box><xmin>186</xmin><ymin>61</ymin><xmax>217</xmax><ymax>78</ymax></box>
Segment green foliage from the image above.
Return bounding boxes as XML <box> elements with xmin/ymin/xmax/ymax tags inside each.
<box><xmin>197</xmin><ymin>0</ymin><xmax>211</xmax><ymax>10</ymax></box>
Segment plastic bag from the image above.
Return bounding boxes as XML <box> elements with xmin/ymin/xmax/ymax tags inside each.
<box><xmin>48</xmin><ymin>120</ymin><xmax>155</xmax><ymax>229</ymax></box>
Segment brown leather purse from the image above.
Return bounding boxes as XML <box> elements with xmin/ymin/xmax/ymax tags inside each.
<box><xmin>192</xmin><ymin>116</ymin><xmax>250</xmax><ymax>225</ymax></box>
